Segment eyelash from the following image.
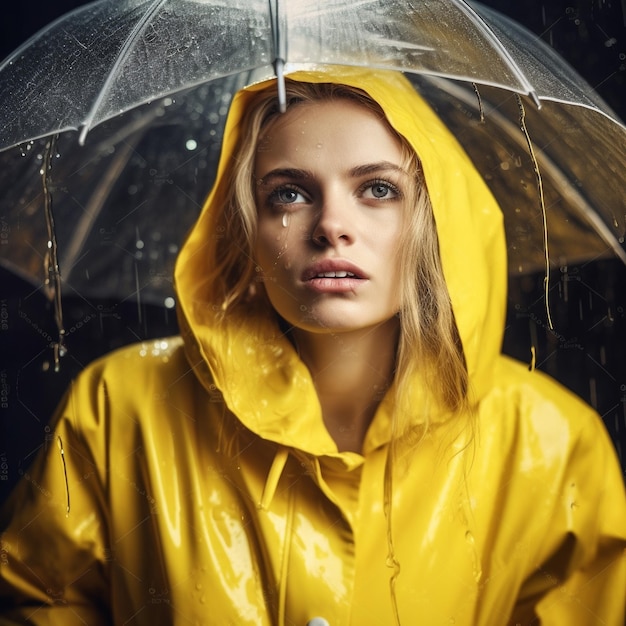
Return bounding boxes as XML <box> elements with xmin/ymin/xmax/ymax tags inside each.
<box><xmin>360</xmin><ymin>179</ymin><xmax>402</xmax><ymax>199</ymax></box>
<box><xmin>264</xmin><ymin>178</ymin><xmax>403</xmax><ymax>209</ymax></box>
<box><xmin>266</xmin><ymin>185</ymin><xmax>307</xmax><ymax>207</ymax></box>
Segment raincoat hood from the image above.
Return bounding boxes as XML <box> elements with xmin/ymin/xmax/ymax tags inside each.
<box><xmin>174</xmin><ymin>65</ymin><xmax>507</xmax><ymax>455</ymax></box>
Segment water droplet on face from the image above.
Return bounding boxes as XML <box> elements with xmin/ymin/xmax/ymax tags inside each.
<box><xmin>282</xmin><ymin>213</ymin><xmax>289</xmax><ymax>228</ymax></box>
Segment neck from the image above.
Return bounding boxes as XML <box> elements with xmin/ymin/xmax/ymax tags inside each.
<box><xmin>292</xmin><ymin>317</ymin><xmax>399</xmax><ymax>453</ymax></box>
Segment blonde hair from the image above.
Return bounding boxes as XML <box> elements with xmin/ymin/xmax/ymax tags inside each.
<box><xmin>209</xmin><ymin>79</ymin><xmax>468</xmax><ymax>425</ymax></box>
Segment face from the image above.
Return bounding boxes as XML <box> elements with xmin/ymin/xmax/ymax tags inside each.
<box><xmin>254</xmin><ymin>98</ymin><xmax>409</xmax><ymax>336</ymax></box>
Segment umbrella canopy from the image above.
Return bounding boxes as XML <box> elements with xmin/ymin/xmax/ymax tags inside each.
<box><xmin>0</xmin><ymin>0</ymin><xmax>622</xmax><ymax>148</ymax></box>
<box><xmin>1</xmin><ymin>0</ymin><xmax>625</xmax><ymax>302</ymax></box>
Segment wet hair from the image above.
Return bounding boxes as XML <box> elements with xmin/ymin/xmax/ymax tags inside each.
<box><xmin>211</xmin><ymin>79</ymin><xmax>468</xmax><ymax>424</ymax></box>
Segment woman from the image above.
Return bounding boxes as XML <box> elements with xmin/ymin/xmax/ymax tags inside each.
<box><xmin>1</xmin><ymin>66</ymin><xmax>624</xmax><ymax>625</ymax></box>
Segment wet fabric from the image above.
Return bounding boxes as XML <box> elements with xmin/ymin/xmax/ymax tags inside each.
<box><xmin>1</xmin><ymin>67</ymin><xmax>625</xmax><ymax>625</ymax></box>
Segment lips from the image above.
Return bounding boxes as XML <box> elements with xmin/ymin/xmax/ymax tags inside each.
<box><xmin>302</xmin><ymin>259</ymin><xmax>368</xmax><ymax>282</ymax></box>
<box><xmin>300</xmin><ymin>259</ymin><xmax>368</xmax><ymax>294</ymax></box>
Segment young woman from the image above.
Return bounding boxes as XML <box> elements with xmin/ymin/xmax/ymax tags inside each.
<box><xmin>1</xmin><ymin>66</ymin><xmax>624</xmax><ymax>625</ymax></box>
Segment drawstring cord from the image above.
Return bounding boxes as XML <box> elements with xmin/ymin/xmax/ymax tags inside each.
<box><xmin>259</xmin><ymin>447</ymin><xmax>290</xmax><ymax>511</ymax></box>
<box><xmin>278</xmin><ymin>483</ymin><xmax>296</xmax><ymax>626</ymax></box>
<box><xmin>384</xmin><ymin>442</ymin><xmax>402</xmax><ymax>626</ymax></box>
<box><xmin>256</xmin><ymin>446</ymin><xmax>293</xmax><ymax>626</ymax></box>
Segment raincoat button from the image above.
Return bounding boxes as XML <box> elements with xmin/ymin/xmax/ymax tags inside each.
<box><xmin>306</xmin><ymin>619</ymin><xmax>330</xmax><ymax>626</ymax></box>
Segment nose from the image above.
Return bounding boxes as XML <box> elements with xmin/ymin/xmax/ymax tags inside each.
<box><xmin>311</xmin><ymin>191</ymin><xmax>353</xmax><ymax>247</ymax></box>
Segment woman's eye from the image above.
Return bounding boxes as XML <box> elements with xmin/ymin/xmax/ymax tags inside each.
<box><xmin>268</xmin><ymin>187</ymin><xmax>306</xmax><ymax>205</ymax></box>
<box><xmin>362</xmin><ymin>180</ymin><xmax>401</xmax><ymax>200</ymax></box>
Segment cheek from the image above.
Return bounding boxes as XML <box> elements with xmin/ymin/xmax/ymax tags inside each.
<box><xmin>255</xmin><ymin>216</ymin><xmax>310</xmax><ymax>271</ymax></box>
<box><xmin>254</xmin><ymin>222</ymin><xmax>289</xmax><ymax>275</ymax></box>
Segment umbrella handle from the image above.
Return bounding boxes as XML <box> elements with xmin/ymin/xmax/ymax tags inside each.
<box><xmin>274</xmin><ymin>58</ymin><xmax>287</xmax><ymax>113</ymax></box>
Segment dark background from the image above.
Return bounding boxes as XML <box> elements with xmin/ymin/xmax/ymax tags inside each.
<box><xmin>1</xmin><ymin>1</ymin><xmax>625</xmax><ymax>502</ymax></box>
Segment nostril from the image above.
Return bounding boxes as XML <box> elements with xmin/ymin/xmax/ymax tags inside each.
<box><xmin>312</xmin><ymin>233</ymin><xmax>329</xmax><ymax>246</ymax></box>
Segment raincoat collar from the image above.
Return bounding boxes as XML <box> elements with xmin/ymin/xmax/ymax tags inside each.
<box><xmin>174</xmin><ymin>65</ymin><xmax>507</xmax><ymax>458</ymax></box>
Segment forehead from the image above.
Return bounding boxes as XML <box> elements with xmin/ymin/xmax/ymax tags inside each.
<box><xmin>255</xmin><ymin>98</ymin><xmax>404</xmax><ymax>170</ymax></box>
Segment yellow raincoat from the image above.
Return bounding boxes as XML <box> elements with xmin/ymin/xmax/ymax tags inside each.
<box><xmin>1</xmin><ymin>67</ymin><xmax>625</xmax><ymax>625</ymax></box>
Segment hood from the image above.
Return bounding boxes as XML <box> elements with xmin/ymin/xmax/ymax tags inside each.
<box><xmin>174</xmin><ymin>65</ymin><xmax>507</xmax><ymax>456</ymax></box>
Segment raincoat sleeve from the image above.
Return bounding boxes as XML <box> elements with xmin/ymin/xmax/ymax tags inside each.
<box><xmin>0</xmin><ymin>373</ymin><xmax>111</xmax><ymax>625</ymax></box>
<box><xmin>516</xmin><ymin>402</ymin><xmax>626</xmax><ymax>624</ymax></box>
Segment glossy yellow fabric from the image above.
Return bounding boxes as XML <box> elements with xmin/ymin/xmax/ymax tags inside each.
<box><xmin>1</xmin><ymin>67</ymin><xmax>625</xmax><ymax>625</ymax></box>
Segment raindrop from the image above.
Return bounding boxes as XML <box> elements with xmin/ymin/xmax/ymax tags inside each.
<box><xmin>136</xmin><ymin>240</ymin><xmax>145</xmax><ymax>249</ymax></box>
<box><xmin>185</xmin><ymin>139</ymin><xmax>198</xmax><ymax>151</ymax></box>
<box><xmin>164</xmin><ymin>297</ymin><xmax>176</xmax><ymax>309</ymax></box>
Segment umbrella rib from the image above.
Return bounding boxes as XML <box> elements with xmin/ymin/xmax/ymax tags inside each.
<box><xmin>462</xmin><ymin>1</ymin><xmax>539</xmax><ymax>106</ymax></box>
<box><xmin>79</xmin><ymin>0</ymin><xmax>170</xmax><ymax>145</ymax></box>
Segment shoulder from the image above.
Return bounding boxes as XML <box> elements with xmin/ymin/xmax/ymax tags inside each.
<box><xmin>476</xmin><ymin>355</ymin><xmax>621</xmax><ymax>477</ymax></box>
<box><xmin>81</xmin><ymin>336</ymin><xmax>187</xmax><ymax>379</ymax></box>
<box><xmin>55</xmin><ymin>336</ymin><xmax>214</xmax><ymax>432</ymax></box>
<box><xmin>485</xmin><ymin>354</ymin><xmax>598</xmax><ymax>428</ymax></box>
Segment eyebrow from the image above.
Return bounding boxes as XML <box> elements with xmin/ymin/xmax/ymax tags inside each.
<box><xmin>257</xmin><ymin>168</ymin><xmax>312</xmax><ymax>186</ymax></box>
<box><xmin>349</xmin><ymin>161</ymin><xmax>409</xmax><ymax>178</ymax></box>
<box><xmin>257</xmin><ymin>161</ymin><xmax>409</xmax><ymax>186</ymax></box>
